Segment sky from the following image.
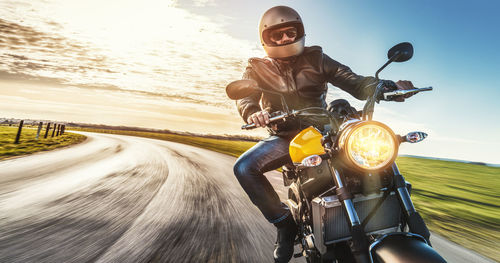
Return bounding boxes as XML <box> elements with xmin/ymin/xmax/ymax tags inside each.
<box><xmin>0</xmin><ymin>0</ymin><xmax>499</xmax><ymax>164</ymax></box>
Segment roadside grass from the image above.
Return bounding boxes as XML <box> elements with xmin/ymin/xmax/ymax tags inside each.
<box><xmin>0</xmin><ymin>125</ymin><xmax>87</xmax><ymax>160</ymax></box>
<box><xmin>71</xmin><ymin>127</ymin><xmax>499</xmax><ymax>261</ymax></box>
<box><xmin>397</xmin><ymin>157</ymin><xmax>499</xmax><ymax>261</ymax></box>
<box><xmin>71</xmin><ymin>127</ymin><xmax>256</xmax><ymax>158</ymax></box>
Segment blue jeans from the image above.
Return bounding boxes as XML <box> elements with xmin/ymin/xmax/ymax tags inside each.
<box><xmin>233</xmin><ymin>136</ymin><xmax>292</xmax><ymax>224</ymax></box>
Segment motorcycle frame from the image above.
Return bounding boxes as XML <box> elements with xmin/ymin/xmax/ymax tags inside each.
<box><xmin>301</xmin><ymin>159</ymin><xmax>431</xmax><ymax>262</ymax></box>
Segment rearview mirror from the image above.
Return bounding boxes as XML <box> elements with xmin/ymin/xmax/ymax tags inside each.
<box><xmin>226</xmin><ymin>79</ymin><xmax>259</xmax><ymax>100</ymax></box>
<box><xmin>387</xmin><ymin>42</ymin><xmax>413</xmax><ymax>62</ymax></box>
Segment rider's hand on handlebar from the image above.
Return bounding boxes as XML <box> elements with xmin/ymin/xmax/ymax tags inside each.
<box><xmin>393</xmin><ymin>80</ymin><xmax>415</xmax><ymax>102</ymax></box>
<box><xmin>247</xmin><ymin>110</ymin><xmax>270</xmax><ymax>128</ymax></box>
<box><xmin>382</xmin><ymin>80</ymin><xmax>415</xmax><ymax>102</ymax></box>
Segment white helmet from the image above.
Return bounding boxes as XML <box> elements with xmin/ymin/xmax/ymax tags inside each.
<box><xmin>259</xmin><ymin>6</ymin><xmax>305</xmax><ymax>59</ymax></box>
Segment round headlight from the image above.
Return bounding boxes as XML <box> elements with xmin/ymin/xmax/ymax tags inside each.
<box><xmin>338</xmin><ymin>121</ymin><xmax>398</xmax><ymax>171</ymax></box>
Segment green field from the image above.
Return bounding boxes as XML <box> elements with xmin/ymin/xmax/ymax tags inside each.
<box><xmin>397</xmin><ymin>157</ymin><xmax>499</xmax><ymax>261</ymax></box>
<box><xmin>0</xmin><ymin>125</ymin><xmax>87</xmax><ymax>160</ymax></box>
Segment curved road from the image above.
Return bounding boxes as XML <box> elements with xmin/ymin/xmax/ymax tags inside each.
<box><xmin>0</xmin><ymin>132</ymin><xmax>495</xmax><ymax>263</ymax></box>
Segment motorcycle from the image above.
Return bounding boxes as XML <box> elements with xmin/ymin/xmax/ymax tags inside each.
<box><xmin>226</xmin><ymin>42</ymin><xmax>446</xmax><ymax>263</ymax></box>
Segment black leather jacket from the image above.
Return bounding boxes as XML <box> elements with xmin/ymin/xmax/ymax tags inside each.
<box><xmin>237</xmin><ymin>46</ymin><xmax>378</xmax><ymax>135</ymax></box>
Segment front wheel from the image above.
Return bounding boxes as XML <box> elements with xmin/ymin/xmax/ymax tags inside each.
<box><xmin>370</xmin><ymin>233</ymin><xmax>446</xmax><ymax>263</ymax></box>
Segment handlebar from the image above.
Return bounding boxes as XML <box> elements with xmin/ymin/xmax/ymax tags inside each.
<box><xmin>241</xmin><ymin>112</ymin><xmax>290</xmax><ymax>130</ymax></box>
<box><xmin>241</xmin><ymin>86</ymin><xmax>433</xmax><ymax>130</ymax></box>
<box><xmin>241</xmin><ymin>107</ymin><xmax>332</xmax><ymax>130</ymax></box>
<box><xmin>383</xmin><ymin>86</ymin><xmax>433</xmax><ymax>100</ymax></box>
<box><xmin>364</xmin><ymin>84</ymin><xmax>433</xmax><ymax>121</ymax></box>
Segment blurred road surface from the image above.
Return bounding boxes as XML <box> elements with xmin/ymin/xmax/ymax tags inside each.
<box><xmin>0</xmin><ymin>132</ymin><xmax>495</xmax><ymax>263</ymax></box>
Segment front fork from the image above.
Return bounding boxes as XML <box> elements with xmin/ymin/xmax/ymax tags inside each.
<box><xmin>391</xmin><ymin>164</ymin><xmax>432</xmax><ymax>245</ymax></box>
<box><xmin>330</xmin><ymin>165</ymin><xmax>371</xmax><ymax>263</ymax></box>
<box><xmin>329</xmin><ymin>162</ymin><xmax>432</xmax><ymax>263</ymax></box>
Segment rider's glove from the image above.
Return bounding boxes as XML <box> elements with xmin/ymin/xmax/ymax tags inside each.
<box><xmin>376</xmin><ymin>80</ymin><xmax>398</xmax><ymax>102</ymax></box>
<box><xmin>378</xmin><ymin>80</ymin><xmax>414</xmax><ymax>102</ymax></box>
<box><xmin>381</xmin><ymin>80</ymin><xmax>398</xmax><ymax>92</ymax></box>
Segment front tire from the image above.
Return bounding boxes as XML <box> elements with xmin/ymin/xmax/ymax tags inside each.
<box><xmin>370</xmin><ymin>233</ymin><xmax>446</xmax><ymax>263</ymax></box>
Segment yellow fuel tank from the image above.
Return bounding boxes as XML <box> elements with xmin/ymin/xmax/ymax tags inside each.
<box><xmin>289</xmin><ymin>126</ymin><xmax>326</xmax><ymax>163</ymax></box>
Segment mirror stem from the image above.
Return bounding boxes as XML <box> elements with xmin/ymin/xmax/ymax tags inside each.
<box><xmin>375</xmin><ymin>52</ymin><xmax>401</xmax><ymax>79</ymax></box>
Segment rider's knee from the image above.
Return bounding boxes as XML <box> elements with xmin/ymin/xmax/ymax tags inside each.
<box><xmin>233</xmin><ymin>157</ymin><xmax>258</xmax><ymax>178</ymax></box>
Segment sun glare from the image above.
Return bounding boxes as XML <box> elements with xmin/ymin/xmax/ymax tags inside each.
<box><xmin>0</xmin><ymin>0</ymin><xmax>268</xmax><ymax>135</ymax></box>
<box><xmin>1</xmin><ymin>0</ymin><xmax>263</xmax><ymax>110</ymax></box>
<box><xmin>40</xmin><ymin>0</ymin><xmax>194</xmax><ymax>51</ymax></box>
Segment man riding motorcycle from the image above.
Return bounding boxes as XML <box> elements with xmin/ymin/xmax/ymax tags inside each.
<box><xmin>231</xmin><ymin>6</ymin><xmax>414</xmax><ymax>263</ymax></box>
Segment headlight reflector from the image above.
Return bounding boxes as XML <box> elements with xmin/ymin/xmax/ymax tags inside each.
<box><xmin>339</xmin><ymin>121</ymin><xmax>398</xmax><ymax>171</ymax></box>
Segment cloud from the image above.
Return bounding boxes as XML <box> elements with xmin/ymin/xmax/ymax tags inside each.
<box><xmin>0</xmin><ymin>1</ymin><xmax>262</xmax><ymax>111</ymax></box>
<box><xmin>192</xmin><ymin>0</ymin><xmax>216</xmax><ymax>7</ymax></box>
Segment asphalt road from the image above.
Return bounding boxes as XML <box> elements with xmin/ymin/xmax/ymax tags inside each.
<box><xmin>0</xmin><ymin>132</ymin><xmax>495</xmax><ymax>263</ymax></box>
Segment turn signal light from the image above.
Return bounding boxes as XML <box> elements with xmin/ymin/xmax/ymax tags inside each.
<box><xmin>301</xmin><ymin>155</ymin><xmax>322</xmax><ymax>167</ymax></box>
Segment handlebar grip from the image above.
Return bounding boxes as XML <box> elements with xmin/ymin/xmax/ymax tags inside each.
<box><xmin>418</xmin><ymin>86</ymin><xmax>433</xmax><ymax>91</ymax></box>
<box><xmin>241</xmin><ymin>112</ymin><xmax>290</xmax><ymax>130</ymax></box>
<box><xmin>241</xmin><ymin>123</ymin><xmax>257</xmax><ymax>130</ymax></box>
<box><xmin>383</xmin><ymin>86</ymin><xmax>433</xmax><ymax>100</ymax></box>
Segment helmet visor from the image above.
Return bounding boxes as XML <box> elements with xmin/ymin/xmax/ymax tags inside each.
<box><xmin>269</xmin><ymin>28</ymin><xmax>298</xmax><ymax>43</ymax></box>
<box><xmin>262</xmin><ymin>22</ymin><xmax>304</xmax><ymax>47</ymax></box>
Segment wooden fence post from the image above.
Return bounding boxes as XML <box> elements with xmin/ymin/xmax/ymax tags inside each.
<box><xmin>14</xmin><ymin>120</ymin><xmax>24</xmax><ymax>144</ymax></box>
<box><xmin>44</xmin><ymin>123</ymin><xmax>51</xmax><ymax>138</ymax></box>
<box><xmin>56</xmin><ymin>124</ymin><xmax>60</xmax><ymax>136</ymax></box>
<box><xmin>51</xmin><ymin>124</ymin><xmax>57</xmax><ymax>137</ymax></box>
<box><xmin>36</xmin><ymin>122</ymin><xmax>43</xmax><ymax>140</ymax></box>
<box><xmin>61</xmin><ymin>125</ymin><xmax>65</xmax><ymax>135</ymax></box>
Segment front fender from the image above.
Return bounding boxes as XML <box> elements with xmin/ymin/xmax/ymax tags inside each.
<box><xmin>370</xmin><ymin>233</ymin><xmax>446</xmax><ymax>263</ymax></box>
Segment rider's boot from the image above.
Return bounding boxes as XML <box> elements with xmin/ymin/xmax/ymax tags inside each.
<box><xmin>273</xmin><ymin>214</ymin><xmax>298</xmax><ymax>263</ymax></box>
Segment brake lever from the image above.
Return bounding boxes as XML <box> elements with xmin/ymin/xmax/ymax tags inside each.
<box><xmin>383</xmin><ymin>87</ymin><xmax>432</xmax><ymax>100</ymax></box>
<box><xmin>240</xmin><ymin>108</ymin><xmax>329</xmax><ymax>130</ymax></box>
<box><xmin>241</xmin><ymin>111</ymin><xmax>292</xmax><ymax>130</ymax></box>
